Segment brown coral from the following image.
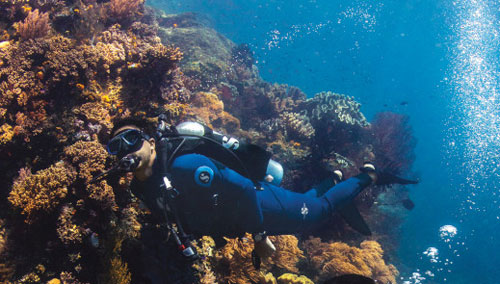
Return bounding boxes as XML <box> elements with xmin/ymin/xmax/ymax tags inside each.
<box><xmin>63</xmin><ymin>140</ymin><xmax>108</xmax><ymax>183</ymax></box>
<box><xmin>8</xmin><ymin>161</ymin><xmax>77</xmax><ymax>224</ymax></box>
<box><xmin>302</xmin><ymin>237</ymin><xmax>398</xmax><ymax>284</ymax></box>
<box><xmin>16</xmin><ymin>9</ymin><xmax>51</xmax><ymax>40</ymax></box>
<box><xmin>57</xmin><ymin>204</ymin><xmax>84</xmax><ymax>245</ymax></box>
<box><xmin>107</xmin><ymin>0</ymin><xmax>143</xmax><ymax>21</ymax></box>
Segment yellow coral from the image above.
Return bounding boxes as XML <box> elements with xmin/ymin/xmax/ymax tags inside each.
<box><xmin>107</xmin><ymin>257</ymin><xmax>131</xmax><ymax>284</ymax></box>
<box><xmin>277</xmin><ymin>273</ymin><xmax>314</xmax><ymax>284</ymax></box>
<box><xmin>8</xmin><ymin>161</ymin><xmax>76</xmax><ymax>224</ymax></box>
<box><xmin>0</xmin><ymin>123</ymin><xmax>14</xmax><ymax>145</ymax></box>
<box><xmin>259</xmin><ymin>272</ymin><xmax>277</xmax><ymax>284</ymax></box>
<box><xmin>47</xmin><ymin>278</ymin><xmax>61</xmax><ymax>284</ymax></box>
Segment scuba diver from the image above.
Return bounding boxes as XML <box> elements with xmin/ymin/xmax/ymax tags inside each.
<box><xmin>98</xmin><ymin>116</ymin><xmax>418</xmax><ymax>270</ymax></box>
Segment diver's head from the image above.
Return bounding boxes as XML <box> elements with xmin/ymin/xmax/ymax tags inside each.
<box><xmin>108</xmin><ymin>118</ymin><xmax>156</xmax><ymax>176</ymax></box>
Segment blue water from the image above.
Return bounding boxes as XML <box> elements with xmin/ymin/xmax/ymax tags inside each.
<box><xmin>150</xmin><ymin>0</ymin><xmax>500</xmax><ymax>283</ymax></box>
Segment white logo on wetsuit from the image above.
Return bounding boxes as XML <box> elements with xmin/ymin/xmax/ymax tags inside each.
<box><xmin>301</xmin><ymin>203</ymin><xmax>309</xmax><ymax>219</ymax></box>
<box><xmin>199</xmin><ymin>171</ymin><xmax>211</xmax><ymax>184</ymax></box>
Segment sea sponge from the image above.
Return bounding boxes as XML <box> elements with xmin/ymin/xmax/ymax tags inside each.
<box><xmin>8</xmin><ymin>161</ymin><xmax>77</xmax><ymax>224</ymax></box>
<box><xmin>277</xmin><ymin>273</ymin><xmax>314</xmax><ymax>284</ymax></box>
<box><xmin>302</xmin><ymin>237</ymin><xmax>398</xmax><ymax>284</ymax></box>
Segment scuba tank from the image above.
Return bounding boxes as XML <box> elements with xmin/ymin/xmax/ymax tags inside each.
<box><xmin>172</xmin><ymin>121</ymin><xmax>284</xmax><ymax>185</ymax></box>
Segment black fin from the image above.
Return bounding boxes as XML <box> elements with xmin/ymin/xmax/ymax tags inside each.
<box><xmin>338</xmin><ymin>202</ymin><xmax>372</xmax><ymax>236</ymax></box>
<box><xmin>251</xmin><ymin>249</ymin><xmax>261</xmax><ymax>269</ymax></box>
<box><xmin>213</xmin><ymin>236</ymin><xmax>228</xmax><ymax>249</ymax></box>
<box><xmin>401</xmin><ymin>198</ymin><xmax>415</xmax><ymax>210</ymax></box>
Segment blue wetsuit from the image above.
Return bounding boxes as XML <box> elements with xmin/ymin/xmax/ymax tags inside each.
<box><xmin>136</xmin><ymin>153</ymin><xmax>372</xmax><ymax>237</ymax></box>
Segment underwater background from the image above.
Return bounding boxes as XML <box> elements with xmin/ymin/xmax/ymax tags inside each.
<box><xmin>0</xmin><ymin>0</ymin><xmax>498</xmax><ymax>283</ymax></box>
<box><xmin>151</xmin><ymin>0</ymin><xmax>500</xmax><ymax>283</ymax></box>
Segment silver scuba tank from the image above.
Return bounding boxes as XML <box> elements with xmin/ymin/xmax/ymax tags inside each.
<box><xmin>176</xmin><ymin>121</ymin><xmax>283</xmax><ymax>185</ymax></box>
<box><xmin>176</xmin><ymin>121</ymin><xmax>206</xmax><ymax>136</ymax></box>
<box><xmin>265</xmin><ymin>159</ymin><xmax>284</xmax><ymax>186</ymax></box>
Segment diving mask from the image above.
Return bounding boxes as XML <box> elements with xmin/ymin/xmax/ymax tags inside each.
<box><xmin>107</xmin><ymin>129</ymin><xmax>149</xmax><ymax>158</ymax></box>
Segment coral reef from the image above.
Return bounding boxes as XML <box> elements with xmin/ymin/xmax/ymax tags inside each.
<box><xmin>301</xmin><ymin>91</ymin><xmax>368</xmax><ymax>127</ymax></box>
<box><xmin>8</xmin><ymin>162</ymin><xmax>76</xmax><ymax>224</ymax></box>
<box><xmin>186</xmin><ymin>91</ymin><xmax>241</xmax><ymax>133</ymax></box>
<box><xmin>302</xmin><ymin>237</ymin><xmax>399</xmax><ymax>284</ymax></box>
<box><xmin>219</xmin><ymin>233</ymin><xmax>262</xmax><ymax>284</ymax></box>
<box><xmin>268</xmin><ymin>235</ymin><xmax>305</xmax><ymax>273</ymax></box>
<box><xmin>371</xmin><ymin>112</ymin><xmax>416</xmax><ymax>175</ymax></box>
<box><xmin>0</xmin><ymin>3</ymin><xmax>416</xmax><ymax>283</ymax></box>
<box><xmin>16</xmin><ymin>9</ymin><xmax>51</xmax><ymax>40</ymax></box>
<box><xmin>107</xmin><ymin>0</ymin><xmax>144</xmax><ymax>22</ymax></box>
<box><xmin>277</xmin><ymin>273</ymin><xmax>314</xmax><ymax>284</ymax></box>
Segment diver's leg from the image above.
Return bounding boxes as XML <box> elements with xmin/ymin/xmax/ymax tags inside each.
<box><xmin>304</xmin><ymin>170</ymin><xmax>343</xmax><ymax>197</ymax></box>
<box><xmin>321</xmin><ymin>173</ymin><xmax>373</xmax><ymax>210</ymax></box>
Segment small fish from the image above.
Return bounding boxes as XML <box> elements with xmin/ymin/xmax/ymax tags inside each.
<box><xmin>401</xmin><ymin>198</ymin><xmax>415</xmax><ymax>210</ymax></box>
<box><xmin>400</xmin><ymin>101</ymin><xmax>408</xmax><ymax>105</ymax></box>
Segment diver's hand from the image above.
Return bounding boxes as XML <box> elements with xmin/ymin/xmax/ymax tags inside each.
<box><xmin>254</xmin><ymin>236</ymin><xmax>276</xmax><ymax>258</ymax></box>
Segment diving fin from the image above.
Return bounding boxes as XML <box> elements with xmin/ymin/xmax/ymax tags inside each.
<box><xmin>338</xmin><ymin>202</ymin><xmax>372</xmax><ymax>236</ymax></box>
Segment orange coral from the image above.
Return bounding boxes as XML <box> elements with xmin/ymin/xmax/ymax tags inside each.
<box><xmin>302</xmin><ymin>237</ymin><xmax>399</xmax><ymax>284</ymax></box>
<box><xmin>8</xmin><ymin>161</ymin><xmax>77</xmax><ymax>224</ymax></box>
<box><xmin>16</xmin><ymin>9</ymin><xmax>51</xmax><ymax>40</ymax></box>
<box><xmin>219</xmin><ymin>233</ymin><xmax>264</xmax><ymax>284</ymax></box>
<box><xmin>188</xmin><ymin>91</ymin><xmax>240</xmax><ymax>133</ymax></box>
<box><xmin>268</xmin><ymin>235</ymin><xmax>305</xmax><ymax>273</ymax></box>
